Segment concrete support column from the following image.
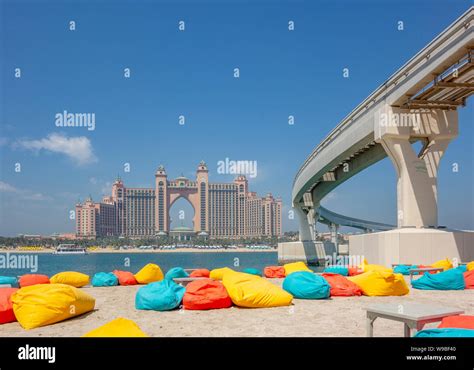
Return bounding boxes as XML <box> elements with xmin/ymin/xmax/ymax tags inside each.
<box><xmin>375</xmin><ymin>106</ymin><xmax>458</xmax><ymax>228</ymax></box>
<box><xmin>307</xmin><ymin>208</ymin><xmax>318</xmax><ymax>241</ymax></box>
<box><xmin>295</xmin><ymin>206</ymin><xmax>312</xmax><ymax>241</ymax></box>
<box><xmin>330</xmin><ymin>223</ymin><xmax>339</xmax><ymax>253</ymax></box>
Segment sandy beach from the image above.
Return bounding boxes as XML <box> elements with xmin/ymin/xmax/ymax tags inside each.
<box><xmin>2</xmin><ymin>276</ymin><xmax>473</xmax><ymax>337</ymax></box>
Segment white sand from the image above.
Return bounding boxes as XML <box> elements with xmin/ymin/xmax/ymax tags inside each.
<box><xmin>2</xmin><ymin>276</ymin><xmax>473</xmax><ymax>337</ymax></box>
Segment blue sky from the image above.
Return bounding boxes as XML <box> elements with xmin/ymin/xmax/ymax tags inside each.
<box><xmin>0</xmin><ymin>0</ymin><xmax>473</xmax><ymax>236</ymax></box>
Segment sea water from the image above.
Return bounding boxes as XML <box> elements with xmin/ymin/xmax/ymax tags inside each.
<box><xmin>0</xmin><ymin>252</ymin><xmax>278</xmax><ymax>277</ymax></box>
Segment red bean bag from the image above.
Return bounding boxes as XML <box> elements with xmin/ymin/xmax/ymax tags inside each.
<box><xmin>183</xmin><ymin>279</ymin><xmax>232</xmax><ymax>310</ymax></box>
<box><xmin>322</xmin><ymin>273</ymin><xmax>362</xmax><ymax>296</ymax></box>
<box><xmin>264</xmin><ymin>266</ymin><xmax>286</xmax><ymax>278</ymax></box>
<box><xmin>348</xmin><ymin>267</ymin><xmax>364</xmax><ymax>276</ymax></box>
<box><xmin>417</xmin><ymin>265</ymin><xmax>437</xmax><ymax>275</ymax></box>
<box><xmin>463</xmin><ymin>270</ymin><xmax>474</xmax><ymax>289</ymax></box>
<box><xmin>0</xmin><ymin>288</ymin><xmax>18</xmax><ymax>324</ymax></box>
<box><xmin>19</xmin><ymin>274</ymin><xmax>50</xmax><ymax>288</ymax></box>
<box><xmin>190</xmin><ymin>269</ymin><xmax>210</xmax><ymax>278</ymax></box>
<box><xmin>438</xmin><ymin>315</ymin><xmax>474</xmax><ymax>329</ymax></box>
<box><xmin>113</xmin><ymin>270</ymin><xmax>137</xmax><ymax>285</ymax></box>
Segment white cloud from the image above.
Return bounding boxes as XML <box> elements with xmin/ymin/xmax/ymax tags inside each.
<box><xmin>17</xmin><ymin>133</ymin><xmax>97</xmax><ymax>166</ymax></box>
<box><xmin>0</xmin><ymin>180</ymin><xmax>51</xmax><ymax>201</ymax></box>
<box><xmin>0</xmin><ymin>181</ymin><xmax>19</xmax><ymax>193</ymax></box>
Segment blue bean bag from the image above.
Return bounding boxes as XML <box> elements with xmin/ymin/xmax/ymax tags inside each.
<box><xmin>243</xmin><ymin>268</ymin><xmax>262</xmax><ymax>276</ymax></box>
<box><xmin>165</xmin><ymin>267</ymin><xmax>189</xmax><ymax>280</ymax></box>
<box><xmin>0</xmin><ymin>276</ymin><xmax>18</xmax><ymax>288</ymax></box>
<box><xmin>414</xmin><ymin>328</ymin><xmax>474</xmax><ymax>337</ymax></box>
<box><xmin>282</xmin><ymin>271</ymin><xmax>330</xmax><ymax>299</ymax></box>
<box><xmin>323</xmin><ymin>266</ymin><xmax>349</xmax><ymax>276</ymax></box>
<box><xmin>92</xmin><ymin>272</ymin><xmax>118</xmax><ymax>287</ymax></box>
<box><xmin>412</xmin><ymin>268</ymin><xmax>465</xmax><ymax>290</ymax></box>
<box><xmin>135</xmin><ymin>279</ymin><xmax>185</xmax><ymax>311</ymax></box>
<box><xmin>456</xmin><ymin>265</ymin><xmax>467</xmax><ymax>272</ymax></box>
<box><xmin>393</xmin><ymin>265</ymin><xmax>418</xmax><ymax>275</ymax></box>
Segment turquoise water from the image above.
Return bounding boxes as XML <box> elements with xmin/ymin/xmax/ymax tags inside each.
<box><xmin>0</xmin><ymin>252</ymin><xmax>278</xmax><ymax>277</ymax></box>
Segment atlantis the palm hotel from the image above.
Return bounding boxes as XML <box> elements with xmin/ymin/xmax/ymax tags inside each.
<box><xmin>75</xmin><ymin>161</ymin><xmax>282</xmax><ymax>240</ymax></box>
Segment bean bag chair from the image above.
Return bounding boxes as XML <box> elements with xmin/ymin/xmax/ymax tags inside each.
<box><xmin>431</xmin><ymin>258</ymin><xmax>453</xmax><ymax>271</ymax></box>
<box><xmin>0</xmin><ymin>288</ymin><xmax>18</xmax><ymax>324</ymax></box>
<box><xmin>12</xmin><ymin>284</ymin><xmax>95</xmax><ymax>329</ymax></box>
<box><xmin>210</xmin><ymin>267</ymin><xmax>234</xmax><ymax>280</ymax></box>
<box><xmin>348</xmin><ymin>271</ymin><xmax>409</xmax><ymax>296</ymax></box>
<box><xmin>283</xmin><ymin>262</ymin><xmax>312</xmax><ymax>276</ymax></box>
<box><xmin>463</xmin><ymin>270</ymin><xmax>474</xmax><ymax>289</ymax></box>
<box><xmin>323</xmin><ymin>266</ymin><xmax>349</xmax><ymax>276</ymax></box>
<box><xmin>411</xmin><ymin>268</ymin><xmax>465</xmax><ymax>290</ymax></box>
<box><xmin>165</xmin><ymin>267</ymin><xmax>189</xmax><ymax>280</ymax></box>
<box><xmin>190</xmin><ymin>269</ymin><xmax>210</xmax><ymax>278</ymax></box>
<box><xmin>113</xmin><ymin>270</ymin><xmax>137</xmax><ymax>286</ymax></box>
<box><xmin>134</xmin><ymin>263</ymin><xmax>164</xmax><ymax>284</ymax></box>
<box><xmin>393</xmin><ymin>265</ymin><xmax>418</xmax><ymax>275</ymax></box>
<box><xmin>50</xmin><ymin>271</ymin><xmax>90</xmax><ymax>288</ymax></box>
<box><xmin>414</xmin><ymin>328</ymin><xmax>474</xmax><ymax>337</ymax></box>
<box><xmin>83</xmin><ymin>317</ymin><xmax>148</xmax><ymax>337</ymax></box>
<box><xmin>135</xmin><ymin>279</ymin><xmax>185</xmax><ymax>311</ymax></box>
<box><xmin>19</xmin><ymin>274</ymin><xmax>50</xmax><ymax>288</ymax></box>
<box><xmin>183</xmin><ymin>279</ymin><xmax>232</xmax><ymax>310</ymax></box>
<box><xmin>348</xmin><ymin>267</ymin><xmax>364</xmax><ymax>276</ymax></box>
<box><xmin>0</xmin><ymin>276</ymin><xmax>18</xmax><ymax>288</ymax></box>
<box><xmin>362</xmin><ymin>263</ymin><xmax>392</xmax><ymax>273</ymax></box>
<box><xmin>223</xmin><ymin>271</ymin><xmax>292</xmax><ymax>308</ymax></box>
<box><xmin>467</xmin><ymin>261</ymin><xmax>474</xmax><ymax>271</ymax></box>
<box><xmin>417</xmin><ymin>265</ymin><xmax>438</xmax><ymax>275</ymax></box>
<box><xmin>92</xmin><ymin>272</ymin><xmax>118</xmax><ymax>287</ymax></box>
<box><xmin>456</xmin><ymin>265</ymin><xmax>467</xmax><ymax>272</ymax></box>
<box><xmin>322</xmin><ymin>273</ymin><xmax>362</xmax><ymax>296</ymax></box>
<box><xmin>438</xmin><ymin>315</ymin><xmax>474</xmax><ymax>329</ymax></box>
<box><xmin>243</xmin><ymin>268</ymin><xmax>262</xmax><ymax>276</ymax></box>
<box><xmin>282</xmin><ymin>271</ymin><xmax>330</xmax><ymax>299</ymax></box>
<box><xmin>264</xmin><ymin>266</ymin><xmax>286</xmax><ymax>278</ymax></box>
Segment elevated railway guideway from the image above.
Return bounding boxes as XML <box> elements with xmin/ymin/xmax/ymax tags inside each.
<box><xmin>279</xmin><ymin>7</ymin><xmax>474</xmax><ymax>265</ymax></box>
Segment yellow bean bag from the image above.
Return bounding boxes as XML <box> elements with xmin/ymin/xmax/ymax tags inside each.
<box><xmin>50</xmin><ymin>271</ymin><xmax>90</xmax><ymax>288</ymax></box>
<box><xmin>134</xmin><ymin>263</ymin><xmax>164</xmax><ymax>284</ymax></box>
<box><xmin>348</xmin><ymin>270</ymin><xmax>409</xmax><ymax>296</ymax></box>
<box><xmin>432</xmin><ymin>258</ymin><xmax>453</xmax><ymax>271</ymax></box>
<box><xmin>467</xmin><ymin>261</ymin><xmax>474</xmax><ymax>271</ymax></box>
<box><xmin>362</xmin><ymin>264</ymin><xmax>392</xmax><ymax>273</ymax></box>
<box><xmin>283</xmin><ymin>262</ymin><xmax>312</xmax><ymax>276</ymax></box>
<box><xmin>83</xmin><ymin>317</ymin><xmax>148</xmax><ymax>337</ymax></box>
<box><xmin>222</xmin><ymin>271</ymin><xmax>293</xmax><ymax>308</ymax></box>
<box><xmin>210</xmin><ymin>267</ymin><xmax>234</xmax><ymax>280</ymax></box>
<box><xmin>12</xmin><ymin>284</ymin><xmax>95</xmax><ymax>329</ymax></box>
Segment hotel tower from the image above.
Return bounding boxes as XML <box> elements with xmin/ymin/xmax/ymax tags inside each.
<box><xmin>75</xmin><ymin>161</ymin><xmax>282</xmax><ymax>239</ymax></box>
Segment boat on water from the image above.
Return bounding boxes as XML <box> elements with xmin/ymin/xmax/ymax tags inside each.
<box><xmin>53</xmin><ymin>244</ymin><xmax>87</xmax><ymax>254</ymax></box>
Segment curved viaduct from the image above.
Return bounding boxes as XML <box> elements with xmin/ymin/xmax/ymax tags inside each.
<box><xmin>282</xmin><ymin>7</ymin><xmax>474</xmax><ymax>265</ymax></box>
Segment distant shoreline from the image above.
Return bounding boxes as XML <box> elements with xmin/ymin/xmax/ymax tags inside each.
<box><xmin>0</xmin><ymin>248</ymin><xmax>276</xmax><ymax>254</ymax></box>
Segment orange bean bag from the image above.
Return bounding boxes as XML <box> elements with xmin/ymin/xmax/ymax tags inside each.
<box><xmin>264</xmin><ymin>266</ymin><xmax>286</xmax><ymax>278</ymax></box>
<box><xmin>183</xmin><ymin>279</ymin><xmax>232</xmax><ymax>310</ymax></box>
<box><xmin>19</xmin><ymin>274</ymin><xmax>50</xmax><ymax>288</ymax></box>
<box><xmin>113</xmin><ymin>270</ymin><xmax>137</xmax><ymax>286</ymax></box>
<box><xmin>464</xmin><ymin>270</ymin><xmax>474</xmax><ymax>289</ymax></box>
<box><xmin>190</xmin><ymin>269</ymin><xmax>210</xmax><ymax>278</ymax></box>
<box><xmin>322</xmin><ymin>273</ymin><xmax>363</xmax><ymax>296</ymax></box>
<box><xmin>438</xmin><ymin>315</ymin><xmax>474</xmax><ymax>329</ymax></box>
<box><xmin>0</xmin><ymin>288</ymin><xmax>18</xmax><ymax>324</ymax></box>
<box><xmin>348</xmin><ymin>267</ymin><xmax>364</xmax><ymax>276</ymax></box>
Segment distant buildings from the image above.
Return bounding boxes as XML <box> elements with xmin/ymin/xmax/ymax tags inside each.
<box><xmin>75</xmin><ymin>161</ymin><xmax>282</xmax><ymax>239</ymax></box>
